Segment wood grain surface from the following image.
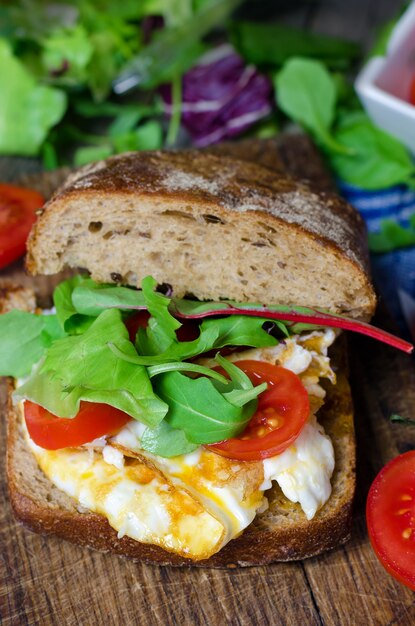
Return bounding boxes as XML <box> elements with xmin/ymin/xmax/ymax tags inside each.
<box><xmin>0</xmin><ymin>0</ymin><xmax>414</xmax><ymax>607</ymax></box>
<box><xmin>1</xmin><ymin>135</ymin><xmax>415</xmax><ymax>625</ymax></box>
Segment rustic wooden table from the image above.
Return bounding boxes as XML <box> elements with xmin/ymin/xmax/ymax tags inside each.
<box><xmin>1</xmin><ymin>1</ymin><xmax>415</xmax><ymax>625</ymax></box>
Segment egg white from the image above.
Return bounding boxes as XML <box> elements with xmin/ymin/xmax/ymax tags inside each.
<box><xmin>21</xmin><ymin>328</ymin><xmax>336</xmax><ymax>559</ymax></box>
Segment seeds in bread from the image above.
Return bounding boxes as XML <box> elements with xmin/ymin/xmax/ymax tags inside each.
<box><xmin>26</xmin><ymin>151</ymin><xmax>376</xmax><ymax>320</ymax></box>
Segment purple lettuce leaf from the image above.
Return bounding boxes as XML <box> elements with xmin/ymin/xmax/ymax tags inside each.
<box><xmin>160</xmin><ymin>44</ymin><xmax>273</xmax><ymax>146</ymax></box>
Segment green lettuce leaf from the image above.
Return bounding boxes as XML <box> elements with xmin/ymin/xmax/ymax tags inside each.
<box><xmin>15</xmin><ymin>309</ymin><xmax>167</xmax><ymax>424</ymax></box>
<box><xmin>0</xmin><ymin>38</ymin><xmax>66</xmax><ymax>156</ymax></box>
<box><xmin>0</xmin><ymin>311</ymin><xmax>64</xmax><ymax>377</ymax></box>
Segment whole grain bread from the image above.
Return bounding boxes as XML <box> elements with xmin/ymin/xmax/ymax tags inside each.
<box><xmin>26</xmin><ymin>150</ymin><xmax>376</xmax><ymax>320</ymax></box>
<box><xmin>6</xmin><ymin>286</ymin><xmax>355</xmax><ymax>566</ymax></box>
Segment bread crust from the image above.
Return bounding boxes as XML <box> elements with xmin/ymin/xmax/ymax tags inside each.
<box><xmin>26</xmin><ymin>150</ymin><xmax>376</xmax><ymax>320</ymax></box>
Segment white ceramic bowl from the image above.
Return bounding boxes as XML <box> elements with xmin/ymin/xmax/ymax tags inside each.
<box><xmin>355</xmin><ymin>1</ymin><xmax>415</xmax><ymax>154</ymax></box>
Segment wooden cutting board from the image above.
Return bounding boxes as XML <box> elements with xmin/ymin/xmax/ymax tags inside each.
<box><xmin>1</xmin><ymin>142</ymin><xmax>415</xmax><ymax>626</ymax></box>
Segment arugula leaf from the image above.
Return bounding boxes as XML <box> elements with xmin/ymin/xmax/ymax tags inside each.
<box><xmin>15</xmin><ymin>309</ymin><xmax>167</xmax><ymax>424</ymax></box>
<box><xmin>0</xmin><ymin>311</ymin><xmax>64</xmax><ymax>377</ymax></box>
<box><xmin>213</xmin><ymin>354</ymin><xmax>266</xmax><ymax>411</ymax></box>
<box><xmin>140</xmin><ymin>420</ymin><xmax>199</xmax><ymax>457</ymax></box>
<box><xmin>201</xmin><ymin>315</ymin><xmax>277</xmax><ymax>349</ymax></box>
<box><xmin>329</xmin><ymin>111</ymin><xmax>415</xmax><ymax>190</ymax></box>
<box><xmin>111</xmin><ymin>326</ymin><xmax>219</xmax><ymax>364</ymax></box>
<box><xmin>108</xmin><ymin>344</ymin><xmax>228</xmax><ymax>382</ymax></box>
<box><xmin>231</xmin><ymin>21</ymin><xmax>360</xmax><ymax>68</ymax></box>
<box><xmin>275</xmin><ymin>57</ymin><xmax>352</xmax><ymax>155</ymax></box>
<box><xmin>137</xmin><ymin>276</ymin><xmax>181</xmax><ymax>355</ymax></box>
<box><xmin>0</xmin><ymin>38</ymin><xmax>66</xmax><ymax>156</ymax></box>
<box><xmin>53</xmin><ymin>275</ymin><xmax>97</xmax><ymax>334</ymax></box>
<box><xmin>71</xmin><ymin>281</ymin><xmax>147</xmax><ymax>316</ymax></box>
<box><xmin>154</xmin><ymin>370</ymin><xmax>254</xmax><ymax>444</ymax></box>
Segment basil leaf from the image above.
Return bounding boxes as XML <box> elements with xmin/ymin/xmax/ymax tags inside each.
<box><xmin>275</xmin><ymin>57</ymin><xmax>352</xmax><ymax>155</ymax></box>
<box><xmin>141</xmin><ymin>421</ymin><xmax>198</xmax><ymax>457</ymax></box>
<box><xmin>16</xmin><ymin>309</ymin><xmax>167</xmax><ymax>424</ymax></box>
<box><xmin>329</xmin><ymin>111</ymin><xmax>415</xmax><ymax>190</ymax></box>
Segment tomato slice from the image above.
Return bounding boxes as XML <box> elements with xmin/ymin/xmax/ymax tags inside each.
<box><xmin>0</xmin><ymin>184</ymin><xmax>44</xmax><ymax>269</ymax></box>
<box><xmin>24</xmin><ymin>401</ymin><xmax>131</xmax><ymax>450</ymax></box>
<box><xmin>366</xmin><ymin>450</ymin><xmax>415</xmax><ymax>591</ymax></box>
<box><xmin>208</xmin><ymin>360</ymin><xmax>310</xmax><ymax>461</ymax></box>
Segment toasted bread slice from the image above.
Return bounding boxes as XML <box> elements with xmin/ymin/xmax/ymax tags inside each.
<box><xmin>26</xmin><ymin>150</ymin><xmax>375</xmax><ymax>320</ymax></box>
<box><xmin>4</xmin><ymin>285</ymin><xmax>355</xmax><ymax>567</ymax></box>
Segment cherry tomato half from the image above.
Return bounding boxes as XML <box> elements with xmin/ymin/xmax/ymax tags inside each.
<box><xmin>24</xmin><ymin>401</ymin><xmax>131</xmax><ymax>450</ymax></box>
<box><xmin>366</xmin><ymin>450</ymin><xmax>415</xmax><ymax>591</ymax></box>
<box><xmin>208</xmin><ymin>360</ymin><xmax>310</xmax><ymax>461</ymax></box>
<box><xmin>0</xmin><ymin>184</ymin><xmax>44</xmax><ymax>269</ymax></box>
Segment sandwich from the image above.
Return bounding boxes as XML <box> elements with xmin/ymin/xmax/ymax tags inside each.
<box><xmin>1</xmin><ymin>149</ymin><xmax>411</xmax><ymax>567</ymax></box>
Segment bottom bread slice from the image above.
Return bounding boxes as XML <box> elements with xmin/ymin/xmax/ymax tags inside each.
<box><xmin>6</xmin><ymin>362</ymin><xmax>355</xmax><ymax>568</ymax></box>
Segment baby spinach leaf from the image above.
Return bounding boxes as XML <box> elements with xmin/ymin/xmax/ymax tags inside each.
<box><xmin>140</xmin><ymin>420</ymin><xmax>198</xmax><ymax>457</ymax></box>
<box><xmin>231</xmin><ymin>21</ymin><xmax>360</xmax><ymax>68</ymax></box>
<box><xmin>0</xmin><ymin>39</ymin><xmax>66</xmax><ymax>156</ymax></box>
<box><xmin>275</xmin><ymin>57</ymin><xmax>352</xmax><ymax>155</ymax></box>
<box><xmin>329</xmin><ymin>111</ymin><xmax>415</xmax><ymax>190</ymax></box>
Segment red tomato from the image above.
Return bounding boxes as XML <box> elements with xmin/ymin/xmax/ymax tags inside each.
<box><xmin>208</xmin><ymin>360</ymin><xmax>310</xmax><ymax>461</ymax></box>
<box><xmin>366</xmin><ymin>450</ymin><xmax>415</xmax><ymax>591</ymax></box>
<box><xmin>125</xmin><ymin>311</ymin><xmax>151</xmax><ymax>341</ymax></box>
<box><xmin>24</xmin><ymin>401</ymin><xmax>131</xmax><ymax>450</ymax></box>
<box><xmin>125</xmin><ymin>311</ymin><xmax>200</xmax><ymax>343</ymax></box>
<box><xmin>409</xmin><ymin>76</ymin><xmax>415</xmax><ymax>105</ymax></box>
<box><xmin>0</xmin><ymin>184</ymin><xmax>44</xmax><ymax>269</ymax></box>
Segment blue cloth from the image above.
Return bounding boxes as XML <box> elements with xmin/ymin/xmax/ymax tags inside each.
<box><xmin>339</xmin><ymin>182</ymin><xmax>415</xmax><ymax>340</ymax></box>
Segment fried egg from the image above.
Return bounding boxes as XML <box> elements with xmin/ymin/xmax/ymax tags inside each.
<box><xmin>21</xmin><ymin>328</ymin><xmax>336</xmax><ymax>559</ymax></box>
